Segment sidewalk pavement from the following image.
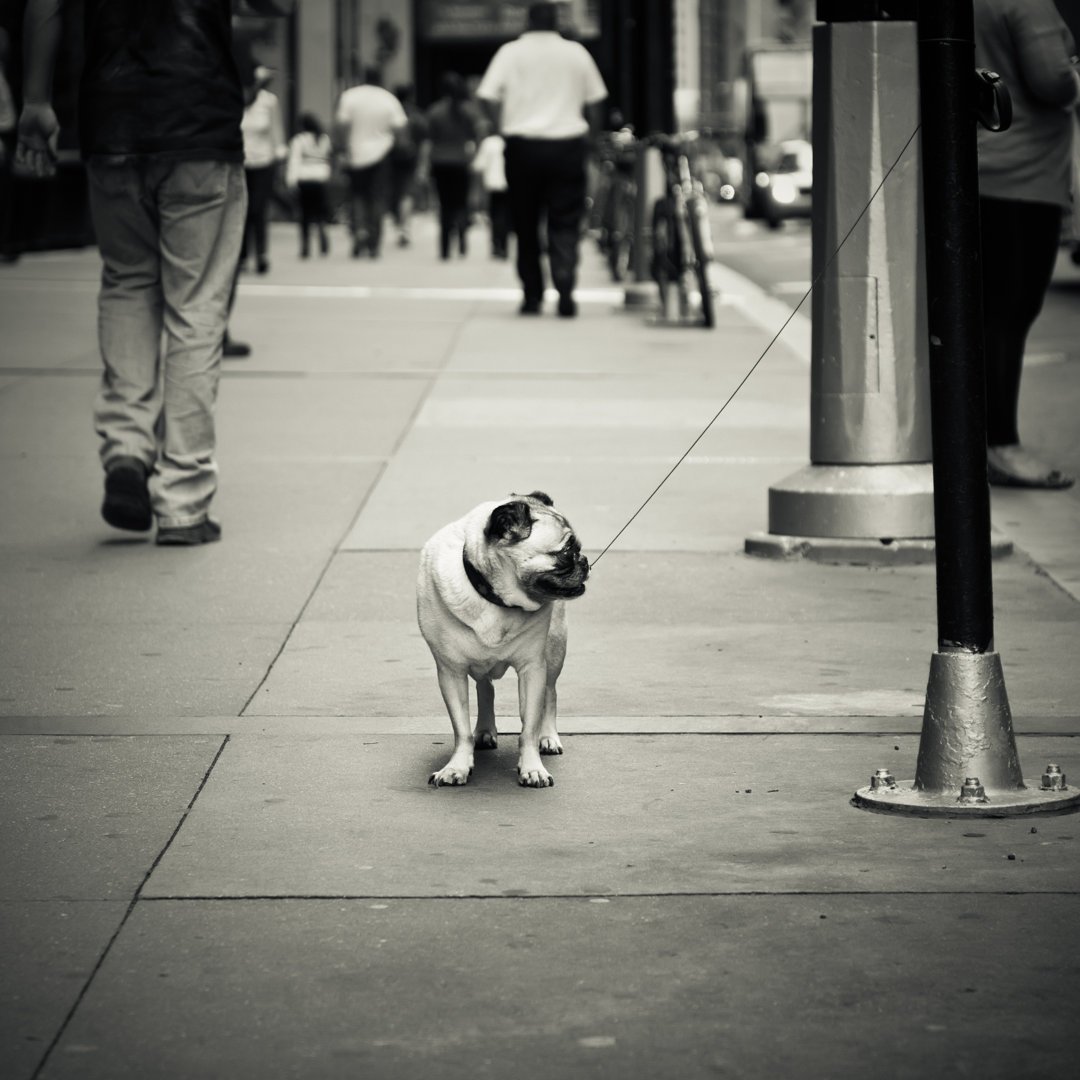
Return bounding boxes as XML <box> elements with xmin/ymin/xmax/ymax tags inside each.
<box><xmin>1</xmin><ymin>213</ymin><xmax>1078</xmax><ymax>1080</ymax></box>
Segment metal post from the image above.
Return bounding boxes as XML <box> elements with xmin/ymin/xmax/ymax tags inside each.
<box><xmin>750</xmin><ymin>2</ymin><xmax>941</xmax><ymax>558</ymax></box>
<box><xmin>852</xmin><ymin>0</ymin><xmax>1079</xmax><ymax>817</ymax></box>
<box><xmin>917</xmin><ymin>0</ymin><xmax>993</xmax><ymax>654</ymax></box>
<box><xmin>620</xmin><ymin>0</ymin><xmax>674</xmax><ymax>308</ymax></box>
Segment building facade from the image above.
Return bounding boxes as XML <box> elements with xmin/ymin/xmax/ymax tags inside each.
<box><xmin>249</xmin><ymin>0</ymin><xmax>813</xmax><ymax>138</ymax></box>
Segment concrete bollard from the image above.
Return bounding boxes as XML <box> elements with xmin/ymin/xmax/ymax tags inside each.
<box><xmin>758</xmin><ymin>17</ymin><xmax>936</xmax><ymax>549</ymax></box>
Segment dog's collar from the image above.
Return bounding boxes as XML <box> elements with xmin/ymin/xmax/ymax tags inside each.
<box><xmin>462</xmin><ymin>549</ymin><xmax>516</xmax><ymax>608</ymax></box>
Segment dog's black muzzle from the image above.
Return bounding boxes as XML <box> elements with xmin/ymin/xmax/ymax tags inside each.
<box><xmin>536</xmin><ymin>545</ymin><xmax>589</xmax><ymax>599</ymax></box>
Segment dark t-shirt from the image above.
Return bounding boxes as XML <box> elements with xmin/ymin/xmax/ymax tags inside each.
<box><xmin>78</xmin><ymin>0</ymin><xmax>243</xmax><ymax>161</ymax></box>
<box><xmin>425</xmin><ymin>98</ymin><xmax>479</xmax><ymax>168</ymax></box>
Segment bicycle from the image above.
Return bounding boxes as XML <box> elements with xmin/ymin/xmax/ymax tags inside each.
<box><xmin>648</xmin><ymin>134</ymin><xmax>716</xmax><ymax>328</ymax></box>
<box><xmin>592</xmin><ymin>127</ymin><xmax>637</xmax><ymax>281</ymax></box>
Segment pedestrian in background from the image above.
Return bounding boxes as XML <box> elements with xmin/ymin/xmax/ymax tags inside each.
<box><xmin>0</xmin><ymin>27</ymin><xmax>19</xmax><ymax>262</ymax></box>
<box><xmin>240</xmin><ymin>65</ymin><xmax>287</xmax><ymax>275</ymax></box>
<box><xmin>425</xmin><ymin>71</ymin><xmax>479</xmax><ymax>261</ymax></box>
<box><xmin>15</xmin><ymin>0</ymin><xmax>251</xmax><ymax>545</ymax></box>
<box><xmin>974</xmin><ymin>0</ymin><xmax>1079</xmax><ymax>489</ymax></box>
<box><xmin>476</xmin><ymin>2</ymin><xmax>607</xmax><ymax>316</ymax></box>
<box><xmin>285</xmin><ymin>112</ymin><xmax>333</xmax><ymax>258</ymax></box>
<box><xmin>471</xmin><ymin>129</ymin><xmax>510</xmax><ymax>259</ymax></box>
<box><xmin>389</xmin><ymin>83</ymin><xmax>428</xmax><ymax>248</ymax></box>
<box><xmin>334</xmin><ymin>65</ymin><xmax>407</xmax><ymax>259</ymax></box>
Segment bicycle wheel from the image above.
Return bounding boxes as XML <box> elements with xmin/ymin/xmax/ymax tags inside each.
<box><xmin>652</xmin><ymin>195</ymin><xmax>684</xmax><ymax>319</ymax></box>
<box><xmin>685</xmin><ymin>190</ymin><xmax>715</xmax><ymax>328</ymax></box>
<box><xmin>608</xmin><ymin>189</ymin><xmax>634</xmax><ymax>282</ymax></box>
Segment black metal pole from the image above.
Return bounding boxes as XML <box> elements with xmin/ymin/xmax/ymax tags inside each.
<box><xmin>917</xmin><ymin>0</ymin><xmax>994</xmax><ymax>654</ymax></box>
<box><xmin>638</xmin><ymin>0</ymin><xmax>675</xmax><ymax>134</ymax></box>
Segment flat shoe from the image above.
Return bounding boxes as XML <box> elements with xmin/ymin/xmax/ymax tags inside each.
<box><xmin>987</xmin><ymin>461</ymin><xmax>1074</xmax><ymax>490</ymax></box>
<box><xmin>156</xmin><ymin>519</ymin><xmax>222</xmax><ymax>546</ymax></box>
<box><xmin>987</xmin><ymin>446</ymin><xmax>1075</xmax><ymax>490</ymax></box>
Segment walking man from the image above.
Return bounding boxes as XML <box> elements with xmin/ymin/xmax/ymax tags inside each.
<box><xmin>16</xmin><ymin>0</ymin><xmax>255</xmax><ymax>544</ymax></box>
<box><xmin>334</xmin><ymin>65</ymin><xmax>407</xmax><ymax>259</ymax></box>
<box><xmin>476</xmin><ymin>2</ymin><xmax>607</xmax><ymax>316</ymax></box>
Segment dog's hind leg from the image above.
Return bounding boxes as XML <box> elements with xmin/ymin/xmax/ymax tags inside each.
<box><xmin>475</xmin><ymin>677</ymin><xmax>498</xmax><ymax>750</ymax></box>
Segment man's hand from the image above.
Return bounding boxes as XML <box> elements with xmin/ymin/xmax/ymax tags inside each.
<box><xmin>14</xmin><ymin>100</ymin><xmax>59</xmax><ymax>179</ymax></box>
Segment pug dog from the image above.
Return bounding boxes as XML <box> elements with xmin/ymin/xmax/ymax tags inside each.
<box><xmin>417</xmin><ymin>492</ymin><xmax>589</xmax><ymax>788</ymax></box>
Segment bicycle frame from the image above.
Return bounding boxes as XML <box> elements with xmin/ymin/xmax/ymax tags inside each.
<box><xmin>650</xmin><ymin>137</ymin><xmax>716</xmax><ymax>328</ymax></box>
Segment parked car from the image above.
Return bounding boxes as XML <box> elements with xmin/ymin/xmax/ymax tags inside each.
<box><xmin>751</xmin><ymin>138</ymin><xmax>812</xmax><ymax>228</ymax></box>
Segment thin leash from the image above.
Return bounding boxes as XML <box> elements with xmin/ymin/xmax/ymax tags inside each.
<box><xmin>590</xmin><ymin>124</ymin><xmax>923</xmax><ymax>569</ymax></box>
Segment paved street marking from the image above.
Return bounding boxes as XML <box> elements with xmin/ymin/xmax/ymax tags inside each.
<box><xmin>706</xmin><ymin>262</ymin><xmax>811</xmax><ymax>364</ymax></box>
<box><xmin>239</xmin><ymin>283</ymin><xmax>625</xmax><ymax>303</ymax></box>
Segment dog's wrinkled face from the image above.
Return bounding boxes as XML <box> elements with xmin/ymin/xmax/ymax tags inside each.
<box><xmin>484</xmin><ymin>491</ymin><xmax>589</xmax><ymax>603</ymax></box>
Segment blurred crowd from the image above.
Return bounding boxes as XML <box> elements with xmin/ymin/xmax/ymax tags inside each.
<box><xmin>238</xmin><ymin>64</ymin><xmax>510</xmax><ymax>269</ymax></box>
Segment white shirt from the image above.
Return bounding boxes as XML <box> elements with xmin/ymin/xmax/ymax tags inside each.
<box><xmin>285</xmin><ymin>131</ymin><xmax>333</xmax><ymax>187</ymax></box>
<box><xmin>241</xmin><ymin>89</ymin><xmax>287</xmax><ymax>169</ymax></box>
<box><xmin>476</xmin><ymin>31</ymin><xmax>607</xmax><ymax>139</ymax></box>
<box><xmin>335</xmin><ymin>84</ymin><xmax>407</xmax><ymax>169</ymax></box>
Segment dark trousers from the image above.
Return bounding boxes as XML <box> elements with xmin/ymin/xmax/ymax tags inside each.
<box><xmin>242</xmin><ymin>165</ymin><xmax>274</xmax><ymax>265</ymax></box>
<box><xmin>296</xmin><ymin>181</ymin><xmax>330</xmax><ymax>255</ymax></box>
<box><xmin>978</xmin><ymin>196</ymin><xmax>1062</xmax><ymax>447</ymax></box>
<box><xmin>487</xmin><ymin>189</ymin><xmax>510</xmax><ymax>257</ymax></box>
<box><xmin>431</xmin><ymin>163</ymin><xmax>470</xmax><ymax>258</ymax></box>
<box><xmin>347</xmin><ymin>157</ymin><xmax>391</xmax><ymax>255</ymax></box>
<box><xmin>504</xmin><ymin>136</ymin><xmax>588</xmax><ymax>303</ymax></box>
<box><xmin>0</xmin><ymin>133</ymin><xmax>17</xmax><ymax>258</ymax></box>
<box><xmin>390</xmin><ymin>159</ymin><xmax>418</xmax><ymax>224</ymax></box>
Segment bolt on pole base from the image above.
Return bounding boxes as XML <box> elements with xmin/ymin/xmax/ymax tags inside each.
<box><xmin>854</xmin><ymin>651</ymin><xmax>1080</xmax><ymax>817</ymax></box>
<box><xmin>852</xmin><ymin>778</ymin><xmax>1080</xmax><ymax>818</ymax></box>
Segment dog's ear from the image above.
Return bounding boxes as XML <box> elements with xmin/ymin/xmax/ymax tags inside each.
<box><xmin>485</xmin><ymin>500</ymin><xmax>534</xmax><ymax>544</ymax></box>
<box><xmin>526</xmin><ymin>490</ymin><xmax>554</xmax><ymax>507</ymax></box>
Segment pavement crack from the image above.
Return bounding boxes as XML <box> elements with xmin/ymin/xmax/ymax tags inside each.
<box><xmin>28</xmin><ymin>735</ymin><xmax>231</xmax><ymax>1080</ymax></box>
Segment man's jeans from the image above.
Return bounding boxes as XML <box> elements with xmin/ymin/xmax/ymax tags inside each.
<box><xmin>87</xmin><ymin>158</ymin><xmax>246</xmax><ymax>528</ymax></box>
<box><xmin>347</xmin><ymin>156</ymin><xmax>391</xmax><ymax>256</ymax></box>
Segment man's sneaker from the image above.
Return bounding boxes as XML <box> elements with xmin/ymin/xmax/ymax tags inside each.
<box><xmin>223</xmin><ymin>336</ymin><xmax>251</xmax><ymax>359</ymax></box>
<box><xmin>156</xmin><ymin>519</ymin><xmax>222</xmax><ymax>546</ymax></box>
<box><xmin>102</xmin><ymin>458</ymin><xmax>152</xmax><ymax>532</ymax></box>
<box><xmin>557</xmin><ymin>293</ymin><xmax>577</xmax><ymax>318</ymax></box>
<box><xmin>519</xmin><ymin>297</ymin><xmax>542</xmax><ymax>315</ymax></box>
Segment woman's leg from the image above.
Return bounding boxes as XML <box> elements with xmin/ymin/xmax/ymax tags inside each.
<box><xmin>979</xmin><ymin>196</ymin><xmax>1071</xmax><ymax>486</ymax></box>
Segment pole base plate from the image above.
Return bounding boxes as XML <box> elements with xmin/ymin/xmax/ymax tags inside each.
<box><xmin>768</xmin><ymin>463</ymin><xmax>935</xmax><ymax>540</ymax></box>
<box><xmin>745</xmin><ymin>532</ymin><xmax>1014</xmax><ymax>565</ymax></box>
<box><xmin>852</xmin><ymin>781</ymin><xmax>1080</xmax><ymax>818</ymax></box>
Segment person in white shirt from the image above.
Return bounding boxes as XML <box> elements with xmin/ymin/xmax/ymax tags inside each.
<box><xmin>334</xmin><ymin>66</ymin><xmax>407</xmax><ymax>258</ymax></box>
<box><xmin>476</xmin><ymin>3</ymin><xmax>607</xmax><ymax>316</ymax></box>
<box><xmin>471</xmin><ymin>132</ymin><xmax>510</xmax><ymax>258</ymax></box>
<box><xmin>285</xmin><ymin>112</ymin><xmax>334</xmax><ymax>258</ymax></box>
<box><xmin>240</xmin><ymin>66</ymin><xmax>287</xmax><ymax>274</ymax></box>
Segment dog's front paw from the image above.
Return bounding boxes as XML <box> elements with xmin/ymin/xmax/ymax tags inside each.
<box><xmin>475</xmin><ymin>729</ymin><xmax>498</xmax><ymax>751</ymax></box>
<box><xmin>518</xmin><ymin>764</ymin><xmax>554</xmax><ymax>788</ymax></box>
<box><xmin>538</xmin><ymin>734</ymin><xmax>563</xmax><ymax>755</ymax></box>
<box><xmin>430</xmin><ymin>762</ymin><xmax>473</xmax><ymax>787</ymax></box>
